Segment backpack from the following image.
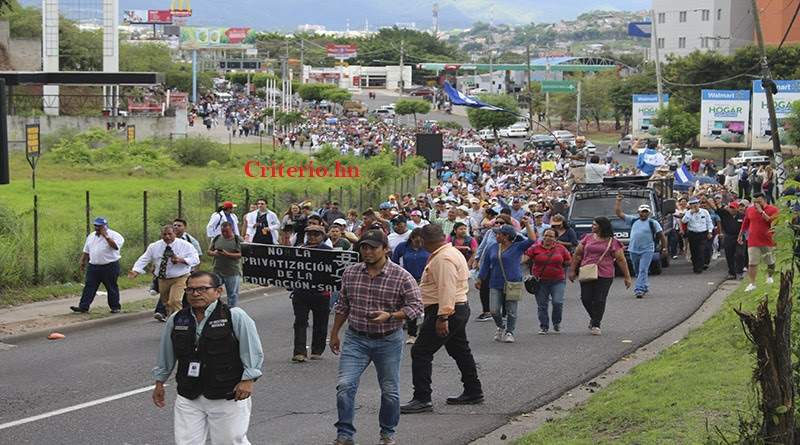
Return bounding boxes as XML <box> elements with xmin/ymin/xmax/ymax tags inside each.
<box><xmin>452</xmin><ymin>235</ymin><xmax>474</xmax><ymax>260</ymax></box>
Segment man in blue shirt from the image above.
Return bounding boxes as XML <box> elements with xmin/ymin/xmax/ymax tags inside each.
<box><xmin>615</xmin><ymin>195</ymin><xmax>668</xmax><ymax>298</ymax></box>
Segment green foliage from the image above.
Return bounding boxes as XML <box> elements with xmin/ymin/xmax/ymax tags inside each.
<box><xmin>466</xmin><ymin>94</ymin><xmax>519</xmax><ymax>134</ymax></box>
<box><xmin>297</xmin><ymin>83</ymin><xmax>337</xmax><ymax>101</ymax></box>
<box><xmin>784</xmin><ymin>101</ymin><xmax>800</xmax><ymax>147</ymax></box>
<box><xmin>165</xmin><ymin>65</ymin><xmax>215</xmax><ymax>94</ymax></box>
<box><xmin>164</xmin><ymin>137</ymin><xmax>229</xmax><ymax>167</ymax></box>
<box><xmin>275</xmin><ymin>111</ymin><xmax>306</xmax><ymax>127</ymax></box>
<box><xmin>394</xmin><ymin>99</ymin><xmax>432</xmax><ymax>128</ymax></box>
<box><xmin>48</xmin><ymin>128</ymin><xmax>176</xmax><ymax>174</ymax></box>
<box><xmin>436</xmin><ymin>120</ymin><xmax>463</xmax><ymax>130</ymax></box>
<box><xmin>119</xmin><ymin>41</ymin><xmax>172</xmax><ymax>72</ymax></box>
<box><xmin>320</xmin><ymin>87</ymin><xmax>352</xmax><ymax>104</ymax></box>
<box><xmin>652</xmin><ymin>103</ymin><xmax>700</xmax><ymax>146</ymax></box>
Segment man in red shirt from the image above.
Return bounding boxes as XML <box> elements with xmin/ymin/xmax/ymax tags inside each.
<box><xmin>689</xmin><ymin>156</ymin><xmax>701</xmax><ymax>175</ymax></box>
<box><xmin>738</xmin><ymin>192</ymin><xmax>779</xmax><ymax>292</ymax></box>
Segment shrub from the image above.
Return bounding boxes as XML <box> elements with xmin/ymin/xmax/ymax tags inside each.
<box><xmin>164</xmin><ymin>137</ymin><xmax>229</xmax><ymax>166</ymax></box>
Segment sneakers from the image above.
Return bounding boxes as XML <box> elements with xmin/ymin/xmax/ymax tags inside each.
<box><xmin>590</xmin><ymin>327</ymin><xmax>602</xmax><ymax>335</ymax></box>
<box><xmin>745</xmin><ymin>283</ymin><xmax>757</xmax><ymax>292</ymax></box>
<box><xmin>310</xmin><ymin>354</ymin><xmax>323</xmax><ymax>360</ymax></box>
<box><xmin>538</xmin><ymin>328</ymin><xmax>548</xmax><ymax>335</ymax></box>
<box><xmin>493</xmin><ymin>327</ymin><xmax>505</xmax><ymax>342</ymax></box>
<box><xmin>475</xmin><ymin>312</ymin><xmax>492</xmax><ymax>322</ymax></box>
<box><xmin>292</xmin><ymin>354</ymin><xmax>308</xmax><ymax>362</ymax></box>
<box><xmin>503</xmin><ymin>332</ymin><xmax>515</xmax><ymax>343</ymax></box>
<box><xmin>149</xmin><ymin>289</ymin><xmax>159</xmax><ymax>297</ymax></box>
<box><xmin>405</xmin><ymin>336</ymin><xmax>416</xmax><ymax>345</ymax></box>
<box><xmin>634</xmin><ymin>291</ymin><xmax>644</xmax><ymax>299</ymax></box>
<box><xmin>766</xmin><ymin>276</ymin><xmax>775</xmax><ymax>284</ymax></box>
<box><xmin>724</xmin><ymin>274</ymin><xmax>736</xmax><ymax>280</ymax></box>
<box><xmin>154</xmin><ymin>312</ymin><xmax>166</xmax><ymax>322</ymax></box>
<box><xmin>672</xmin><ymin>255</ymin><xmax>678</xmax><ymax>259</ymax></box>
<box><xmin>110</xmin><ymin>308</ymin><xmax>120</xmax><ymax>314</ymax></box>
<box><xmin>379</xmin><ymin>435</ymin><xmax>397</xmax><ymax>445</ymax></box>
<box><xmin>553</xmin><ymin>324</ymin><xmax>561</xmax><ymax>333</ymax></box>
<box><xmin>331</xmin><ymin>438</ymin><xmax>355</xmax><ymax>445</ymax></box>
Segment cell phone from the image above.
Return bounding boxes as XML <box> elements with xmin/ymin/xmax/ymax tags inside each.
<box><xmin>364</xmin><ymin>313</ymin><xmax>379</xmax><ymax>319</ymax></box>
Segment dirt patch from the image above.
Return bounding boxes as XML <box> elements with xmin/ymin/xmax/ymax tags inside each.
<box><xmin>0</xmin><ymin>314</ymin><xmax>90</xmax><ymax>338</ymax></box>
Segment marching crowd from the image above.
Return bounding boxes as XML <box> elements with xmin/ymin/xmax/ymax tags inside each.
<box><xmin>71</xmin><ymin>101</ymin><xmax>798</xmax><ymax>443</ymax></box>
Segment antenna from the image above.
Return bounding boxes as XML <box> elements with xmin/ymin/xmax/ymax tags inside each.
<box><xmin>490</xmin><ymin>1</ymin><xmax>494</xmax><ymax>29</ymax></box>
<box><xmin>432</xmin><ymin>2</ymin><xmax>439</xmax><ymax>37</ymax></box>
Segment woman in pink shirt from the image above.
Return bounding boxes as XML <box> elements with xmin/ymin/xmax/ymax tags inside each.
<box><xmin>568</xmin><ymin>217</ymin><xmax>631</xmax><ymax>335</ymax></box>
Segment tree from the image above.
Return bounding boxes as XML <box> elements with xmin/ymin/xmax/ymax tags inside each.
<box><xmin>320</xmin><ymin>87</ymin><xmax>352</xmax><ymax>105</ymax></box>
<box><xmin>297</xmin><ymin>83</ymin><xmax>337</xmax><ymax>101</ymax></box>
<box><xmin>784</xmin><ymin>101</ymin><xmax>800</xmax><ymax>147</ymax></box>
<box><xmin>651</xmin><ymin>102</ymin><xmax>700</xmax><ymax>146</ymax></box>
<box><xmin>275</xmin><ymin>111</ymin><xmax>306</xmax><ymax>128</ymax></box>
<box><xmin>119</xmin><ymin>41</ymin><xmax>172</xmax><ymax>72</ymax></box>
<box><xmin>466</xmin><ymin>94</ymin><xmax>519</xmax><ymax>139</ymax></box>
<box><xmin>394</xmin><ymin>99</ymin><xmax>432</xmax><ymax>130</ymax></box>
<box><xmin>581</xmin><ymin>71</ymin><xmax>616</xmax><ymax>131</ymax></box>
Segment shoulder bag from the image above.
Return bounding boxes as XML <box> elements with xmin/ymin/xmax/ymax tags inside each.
<box><xmin>498</xmin><ymin>245</ymin><xmax>525</xmax><ymax>301</ymax></box>
<box><xmin>525</xmin><ymin>245</ymin><xmax>558</xmax><ymax>294</ymax></box>
<box><xmin>578</xmin><ymin>238</ymin><xmax>612</xmax><ymax>283</ymax></box>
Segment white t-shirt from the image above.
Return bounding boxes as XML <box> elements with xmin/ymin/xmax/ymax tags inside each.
<box><xmin>83</xmin><ymin>229</ymin><xmax>125</xmax><ymax>265</ymax></box>
<box><xmin>387</xmin><ymin>230</ymin><xmax>412</xmax><ymax>255</ymax></box>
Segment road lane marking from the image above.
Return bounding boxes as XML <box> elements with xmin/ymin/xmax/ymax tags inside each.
<box><xmin>0</xmin><ymin>385</ymin><xmax>156</xmax><ymax>431</ymax></box>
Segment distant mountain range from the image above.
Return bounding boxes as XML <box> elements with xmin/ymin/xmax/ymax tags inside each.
<box><xmin>20</xmin><ymin>0</ymin><xmax>651</xmax><ymax>31</ymax></box>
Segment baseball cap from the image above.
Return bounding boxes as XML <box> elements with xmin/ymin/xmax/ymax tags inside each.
<box><xmin>728</xmin><ymin>202</ymin><xmax>740</xmax><ymax>209</ymax></box>
<box><xmin>305</xmin><ymin>224</ymin><xmax>325</xmax><ymax>233</ymax></box>
<box><xmin>410</xmin><ymin>210</ymin><xmax>422</xmax><ymax>216</ymax></box>
<box><xmin>417</xmin><ymin>193</ymin><xmax>427</xmax><ymax>199</ymax></box>
<box><xmin>379</xmin><ymin>202</ymin><xmax>392</xmax><ymax>209</ymax></box>
<box><xmin>688</xmin><ymin>197</ymin><xmax>700</xmax><ymax>204</ymax></box>
<box><xmin>357</xmin><ymin>229</ymin><xmax>388</xmax><ymax>248</ymax></box>
<box><xmin>391</xmin><ymin>215</ymin><xmax>407</xmax><ymax>224</ymax></box>
<box><xmin>533</xmin><ymin>212</ymin><xmax>544</xmax><ymax>217</ymax></box>
<box><xmin>638</xmin><ymin>204</ymin><xmax>651</xmax><ymax>212</ymax></box>
<box><xmin>493</xmin><ymin>225</ymin><xmax>518</xmax><ymax>239</ymax></box>
<box><xmin>93</xmin><ymin>216</ymin><xmax>108</xmax><ymax>226</ymax></box>
<box><xmin>222</xmin><ymin>201</ymin><xmax>237</xmax><ymax>209</ymax></box>
<box><xmin>713</xmin><ymin>194</ymin><xmax>722</xmax><ymax>199</ymax></box>
<box><xmin>333</xmin><ymin>218</ymin><xmax>347</xmax><ymax>227</ymax></box>
<box><xmin>457</xmin><ymin>205</ymin><xmax>469</xmax><ymax>212</ymax></box>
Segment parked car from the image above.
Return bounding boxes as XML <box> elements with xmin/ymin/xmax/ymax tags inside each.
<box><xmin>551</xmin><ymin>130</ymin><xmax>575</xmax><ymax>144</ymax></box>
<box><xmin>470</xmin><ymin>88</ymin><xmax>489</xmax><ymax>95</ymax></box>
<box><xmin>499</xmin><ymin>125</ymin><xmax>528</xmax><ymax>138</ymax></box>
<box><xmin>617</xmin><ymin>134</ymin><xmax>635</xmax><ymax>154</ymax></box>
<box><xmin>459</xmin><ymin>144</ymin><xmax>484</xmax><ymax>158</ymax></box>
<box><xmin>527</xmin><ymin>134</ymin><xmax>557</xmax><ymax>150</ymax></box>
<box><xmin>478</xmin><ymin>129</ymin><xmax>496</xmax><ymax>141</ymax></box>
<box><xmin>409</xmin><ymin>87</ymin><xmax>435</xmax><ymax>96</ymax></box>
<box><xmin>730</xmin><ymin>150</ymin><xmax>770</xmax><ymax>165</ymax></box>
<box><xmin>662</xmin><ymin>145</ymin><xmax>694</xmax><ymax>163</ymax></box>
<box><xmin>372</xmin><ymin>109</ymin><xmax>395</xmax><ymax>118</ymax></box>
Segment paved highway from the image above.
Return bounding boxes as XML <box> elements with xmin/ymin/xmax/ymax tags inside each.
<box><xmin>0</xmin><ymin>258</ymin><xmax>727</xmax><ymax>444</ymax></box>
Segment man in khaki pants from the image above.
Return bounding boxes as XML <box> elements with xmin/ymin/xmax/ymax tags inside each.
<box><xmin>129</xmin><ymin>225</ymin><xmax>200</xmax><ymax>315</ymax></box>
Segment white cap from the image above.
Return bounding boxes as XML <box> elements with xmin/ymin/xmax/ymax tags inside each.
<box><xmin>638</xmin><ymin>204</ymin><xmax>651</xmax><ymax>212</ymax></box>
<box><xmin>333</xmin><ymin>218</ymin><xmax>347</xmax><ymax>226</ymax></box>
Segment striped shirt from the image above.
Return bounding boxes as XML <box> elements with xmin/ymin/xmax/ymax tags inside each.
<box><xmin>525</xmin><ymin>243</ymin><xmax>571</xmax><ymax>281</ymax></box>
<box><xmin>336</xmin><ymin>260</ymin><xmax>424</xmax><ymax>333</ymax></box>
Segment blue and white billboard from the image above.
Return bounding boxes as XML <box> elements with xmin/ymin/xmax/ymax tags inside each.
<box><xmin>699</xmin><ymin>90</ymin><xmax>750</xmax><ymax>148</ymax></box>
<box><xmin>632</xmin><ymin>94</ymin><xmax>668</xmax><ymax>137</ymax></box>
<box><xmin>752</xmin><ymin>80</ymin><xmax>800</xmax><ymax>149</ymax></box>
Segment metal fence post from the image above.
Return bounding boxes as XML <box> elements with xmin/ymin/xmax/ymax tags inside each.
<box><xmin>328</xmin><ymin>187</ymin><xmax>332</xmax><ymax>203</ymax></box>
<box><xmin>339</xmin><ymin>187</ymin><xmax>343</xmax><ymax>205</ymax></box>
<box><xmin>245</xmin><ymin>189</ymin><xmax>250</xmax><ymax>211</ymax></box>
<box><xmin>85</xmin><ymin>190</ymin><xmax>90</xmax><ymax>237</ymax></box>
<box><xmin>143</xmin><ymin>190</ymin><xmax>148</xmax><ymax>250</ymax></box>
<box><xmin>215</xmin><ymin>189</ymin><xmax>219</xmax><ymax>211</ymax></box>
<box><xmin>33</xmin><ymin>194</ymin><xmax>39</xmax><ymax>285</ymax></box>
<box><xmin>178</xmin><ymin>189</ymin><xmax>183</xmax><ymax>219</ymax></box>
<box><xmin>359</xmin><ymin>185</ymin><xmax>363</xmax><ymax>211</ymax></box>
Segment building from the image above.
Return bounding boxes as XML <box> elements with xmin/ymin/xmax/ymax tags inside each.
<box><xmin>757</xmin><ymin>0</ymin><xmax>800</xmax><ymax>45</ymax></box>
<box><xmin>302</xmin><ymin>65</ymin><xmax>412</xmax><ymax>90</ymax></box>
<box><xmin>651</xmin><ymin>0</ymin><xmax>754</xmax><ymax>63</ymax></box>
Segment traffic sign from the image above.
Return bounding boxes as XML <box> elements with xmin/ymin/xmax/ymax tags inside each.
<box><xmin>541</xmin><ymin>80</ymin><xmax>576</xmax><ymax>93</ymax></box>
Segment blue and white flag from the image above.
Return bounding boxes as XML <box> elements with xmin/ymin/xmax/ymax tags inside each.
<box><xmin>674</xmin><ymin>165</ymin><xmax>693</xmax><ymax>184</ymax></box>
<box><xmin>443</xmin><ymin>82</ymin><xmax>517</xmax><ymax>114</ymax></box>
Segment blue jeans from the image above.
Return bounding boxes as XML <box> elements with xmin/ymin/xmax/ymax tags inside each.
<box><xmin>489</xmin><ymin>288</ymin><xmax>518</xmax><ymax>334</ymax></box>
<box><xmin>219</xmin><ymin>275</ymin><xmax>240</xmax><ymax>307</ymax></box>
<box><xmin>534</xmin><ymin>280</ymin><xmax>566</xmax><ymax>330</ymax></box>
<box><xmin>630</xmin><ymin>251</ymin><xmax>654</xmax><ymax>293</ymax></box>
<box><xmin>335</xmin><ymin>329</ymin><xmax>403</xmax><ymax>441</ymax></box>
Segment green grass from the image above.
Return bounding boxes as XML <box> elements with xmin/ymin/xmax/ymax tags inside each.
<box><xmin>516</xmin><ymin>272</ymin><xmax>774</xmax><ymax>444</ymax></box>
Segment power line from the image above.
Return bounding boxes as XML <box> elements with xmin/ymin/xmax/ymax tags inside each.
<box><xmin>662</xmin><ymin>64</ymin><xmax>760</xmax><ymax>87</ymax></box>
<box><xmin>775</xmin><ymin>0</ymin><xmax>800</xmax><ymax>52</ymax></box>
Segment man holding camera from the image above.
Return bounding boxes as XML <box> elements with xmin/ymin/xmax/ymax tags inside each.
<box><xmin>130</xmin><ymin>225</ymin><xmax>200</xmax><ymax>316</ymax></box>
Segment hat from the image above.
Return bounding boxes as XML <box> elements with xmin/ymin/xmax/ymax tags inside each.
<box><xmin>379</xmin><ymin>202</ymin><xmax>392</xmax><ymax>209</ymax></box>
<box><xmin>713</xmin><ymin>194</ymin><xmax>722</xmax><ymax>199</ymax></box>
<box><xmin>358</xmin><ymin>229</ymin><xmax>388</xmax><ymax>248</ymax></box>
<box><xmin>638</xmin><ymin>204</ymin><xmax>651</xmax><ymax>212</ymax></box>
<box><xmin>301</xmin><ymin>203</ymin><xmax>312</xmax><ymax>210</ymax></box>
<box><xmin>391</xmin><ymin>215</ymin><xmax>407</xmax><ymax>224</ymax></box>
<box><xmin>469</xmin><ymin>197</ymin><xmax>480</xmax><ymax>204</ymax></box>
<box><xmin>657</xmin><ymin>164</ymin><xmax>670</xmax><ymax>172</ymax></box>
<box><xmin>222</xmin><ymin>201</ymin><xmax>237</xmax><ymax>209</ymax></box>
<box><xmin>93</xmin><ymin>216</ymin><xmax>108</xmax><ymax>226</ymax></box>
<box><xmin>457</xmin><ymin>205</ymin><xmax>469</xmax><ymax>212</ymax></box>
<box><xmin>305</xmin><ymin>224</ymin><xmax>325</xmax><ymax>233</ymax></box>
<box><xmin>688</xmin><ymin>198</ymin><xmax>700</xmax><ymax>204</ymax></box>
<box><xmin>417</xmin><ymin>193</ymin><xmax>427</xmax><ymax>199</ymax></box>
<box><xmin>728</xmin><ymin>202</ymin><xmax>740</xmax><ymax>209</ymax></box>
<box><xmin>493</xmin><ymin>225</ymin><xmax>518</xmax><ymax>239</ymax></box>
<box><xmin>402</xmin><ymin>206</ymin><xmax>413</xmax><ymax>213</ymax></box>
<box><xmin>410</xmin><ymin>210</ymin><xmax>422</xmax><ymax>216</ymax></box>
<box><xmin>333</xmin><ymin>218</ymin><xmax>347</xmax><ymax>227</ymax></box>
<box><xmin>533</xmin><ymin>212</ymin><xmax>544</xmax><ymax>217</ymax></box>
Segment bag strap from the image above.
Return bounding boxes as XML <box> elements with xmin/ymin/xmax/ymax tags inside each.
<box><xmin>596</xmin><ymin>238</ymin><xmax>613</xmax><ymax>264</ymax></box>
<box><xmin>498</xmin><ymin>245</ymin><xmax>509</xmax><ymax>283</ymax></box>
<box><xmin>535</xmin><ymin>246</ymin><xmax>559</xmax><ymax>279</ymax></box>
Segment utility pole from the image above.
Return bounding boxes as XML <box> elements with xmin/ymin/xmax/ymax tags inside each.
<box><xmin>752</xmin><ymin>0</ymin><xmax>786</xmax><ymax>192</ymax></box>
<box><xmin>488</xmin><ymin>50</ymin><xmax>494</xmax><ymax>95</ymax></box>
<box><xmin>399</xmin><ymin>40</ymin><xmax>405</xmax><ymax>95</ymax></box>
<box><xmin>652</xmin><ymin>10</ymin><xmax>665</xmax><ymax>110</ymax></box>
<box><xmin>300</xmin><ymin>38</ymin><xmax>305</xmax><ymax>70</ymax></box>
<box><xmin>545</xmin><ymin>50</ymin><xmax>551</xmax><ymax>129</ymax></box>
<box><xmin>526</xmin><ymin>44</ymin><xmax>532</xmax><ymax>127</ymax></box>
<box><xmin>576</xmin><ymin>81</ymin><xmax>582</xmax><ymax>135</ymax></box>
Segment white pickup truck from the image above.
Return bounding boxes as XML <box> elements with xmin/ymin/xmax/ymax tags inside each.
<box><xmin>730</xmin><ymin>150</ymin><xmax>770</xmax><ymax>165</ymax></box>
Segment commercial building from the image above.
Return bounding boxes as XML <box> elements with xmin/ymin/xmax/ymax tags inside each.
<box><xmin>301</xmin><ymin>65</ymin><xmax>411</xmax><ymax>90</ymax></box>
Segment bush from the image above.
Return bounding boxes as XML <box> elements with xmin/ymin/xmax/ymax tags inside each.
<box><xmin>436</xmin><ymin>120</ymin><xmax>463</xmax><ymax>130</ymax></box>
<box><xmin>164</xmin><ymin>137</ymin><xmax>229</xmax><ymax>166</ymax></box>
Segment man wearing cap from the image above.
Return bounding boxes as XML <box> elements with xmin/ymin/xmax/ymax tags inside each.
<box><xmin>681</xmin><ymin>197</ymin><xmax>714</xmax><ymax>274</ymax></box>
<box><xmin>388</xmin><ymin>215</ymin><xmax>411</xmax><ymax>255</ymax></box>
<box><xmin>71</xmin><ymin>217</ymin><xmax>125</xmax><ymax>313</ymax></box>
<box><xmin>207</xmin><ymin>201</ymin><xmax>240</xmax><ymax>240</ymax></box>
<box><xmin>329</xmin><ymin>229</ymin><xmax>423</xmax><ymax>445</ymax></box>
<box><xmin>291</xmin><ymin>224</ymin><xmax>333</xmax><ymax>362</ymax></box>
<box><xmin>401</xmin><ymin>224</ymin><xmax>484</xmax><ymax>414</ymax></box>
<box><xmin>615</xmin><ymin>195</ymin><xmax>668</xmax><ymax>298</ymax></box>
<box><xmin>707</xmin><ymin>197</ymin><xmax>746</xmax><ymax>280</ymax></box>
<box><xmin>532</xmin><ymin>212</ymin><xmax>550</xmax><ymax>243</ymax></box>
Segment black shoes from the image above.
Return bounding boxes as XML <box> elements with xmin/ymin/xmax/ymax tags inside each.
<box><xmin>70</xmin><ymin>306</ymin><xmax>88</xmax><ymax>313</ymax></box>
<box><xmin>400</xmin><ymin>399</ymin><xmax>433</xmax><ymax>413</ymax></box>
<box><xmin>446</xmin><ymin>392</ymin><xmax>485</xmax><ymax>405</ymax></box>
<box><xmin>724</xmin><ymin>274</ymin><xmax>736</xmax><ymax>280</ymax></box>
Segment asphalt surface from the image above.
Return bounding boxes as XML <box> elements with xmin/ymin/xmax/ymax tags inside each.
<box><xmin>0</xmin><ymin>256</ymin><xmax>728</xmax><ymax>445</ymax></box>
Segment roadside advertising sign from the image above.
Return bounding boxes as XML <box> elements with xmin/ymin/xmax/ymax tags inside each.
<box><xmin>632</xmin><ymin>94</ymin><xmax>668</xmax><ymax>137</ymax></box>
<box><xmin>699</xmin><ymin>90</ymin><xmax>750</xmax><ymax>148</ymax></box>
<box><xmin>180</xmin><ymin>27</ymin><xmax>256</xmax><ymax>49</ymax></box>
<box><xmin>751</xmin><ymin>79</ymin><xmax>800</xmax><ymax>150</ymax></box>
<box><xmin>327</xmin><ymin>44</ymin><xmax>358</xmax><ymax>60</ymax></box>
<box><xmin>123</xmin><ymin>10</ymin><xmax>173</xmax><ymax>25</ymax></box>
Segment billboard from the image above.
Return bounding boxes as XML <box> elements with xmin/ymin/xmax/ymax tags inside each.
<box><xmin>632</xmin><ymin>94</ymin><xmax>668</xmax><ymax>137</ymax></box>
<box><xmin>180</xmin><ymin>27</ymin><xmax>256</xmax><ymax>49</ymax></box>
<box><xmin>752</xmin><ymin>80</ymin><xmax>800</xmax><ymax>149</ymax></box>
<box><xmin>699</xmin><ymin>90</ymin><xmax>750</xmax><ymax>148</ymax></box>
<box><xmin>123</xmin><ymin>10</ymin><xmax>173</xmax><ymax>25</ymax></box>
<box><xmin>327</xmin><ymin>44</ymin><xmax>358</xmax><ymax>59</ymax></box>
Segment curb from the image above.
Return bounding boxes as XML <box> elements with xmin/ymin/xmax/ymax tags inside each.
<box><xmin>0</xmin><ymin>287</ymin><xmax>269</xmax><ymax>345</ymax></box>
<box><xmin>469</xmin><ymin>278</ymin><xmax>742</xmax><ymax>444</ymax></box>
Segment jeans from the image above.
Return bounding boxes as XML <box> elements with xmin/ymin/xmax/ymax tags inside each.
<box><xmin>79</xmin><ymin>261</ymin><xmax>121</xmax><ymax>311</ymax></box>
<box><xmin>335</xmin><ymin>329</ymin><xmax>403</xmax><ymax>441</ymax></box>
<box><xmin>411</xmin><ymin>304</ymin><xmax>482</xmax><ymax>402</ymax></box>
<box><xmin>534</xmin><ymin>280</ymin><xmax>566</xmax><ymax>330</ymax></box>
<box><xmin>630</xmin><ymin>251</ymin><xmax>654</xmax><ymax>294</ymax></box>
<box><xmin>292</xmin><ymin>293</ymin><xmax>330</xmax><ymax>356</ymax></box>
<box><xmin>580</xmin><ymin>277</ymin><xmax>613</xmax><ymax>328</ymax></box>
<box><xmin>668</xmin><ymin>230</ymin><xmax>681</xmax><ymax>257</ymax></box>
<box><xmin>489</xmin><ymin>288</ymin><xmax>518</xmax><ymax>334</ymax></box>
<box><xmin>219</xmin><ymin>275</ymin><xmax>240</xmax><ymax>307</ymax></box>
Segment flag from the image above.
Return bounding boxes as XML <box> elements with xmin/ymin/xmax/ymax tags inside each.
<box><xmin>442</xmin><ymin>82</ymin><xmax>517</xmax><ymax>114</ymax></box>
<box><xmin>674</xmin><ymin>165</ymin><xmax>693</xmax><ymax>184</ymax></box>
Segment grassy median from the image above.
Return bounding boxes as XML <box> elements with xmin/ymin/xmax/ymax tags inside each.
<box><xmin>516</xmin><ymin>273</ymin><xmax>770</xmax><ymax>444</ymax></box>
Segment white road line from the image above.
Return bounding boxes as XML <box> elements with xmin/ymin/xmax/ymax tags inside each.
<box><xmin>0</xmin><ymin>385</ymin><xmax>156</xmax><ymax>431</ymax></box>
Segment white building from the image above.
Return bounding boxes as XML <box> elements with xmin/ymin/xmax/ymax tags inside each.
<box><xmin>301</xmin><ymin>65</ymin><xmax>412</xmax><ymax>90</ymax></box>
<box><xmin>651</xmin><ymin>0</ymin><xmax>754</xmax><ymax>63</ymax></box>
